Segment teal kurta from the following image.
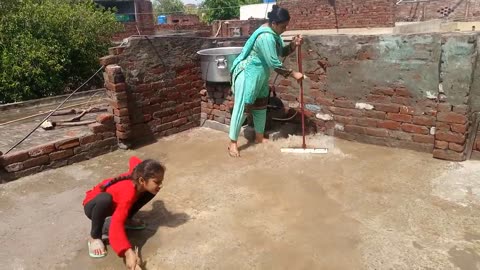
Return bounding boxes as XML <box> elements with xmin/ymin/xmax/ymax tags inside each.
<box><xmin>229</xmin><ymin>26</ymin><xmax>293</xmax><ymax>141</ymax></box>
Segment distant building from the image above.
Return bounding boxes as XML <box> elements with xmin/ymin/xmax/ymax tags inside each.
<box><xmin>94</xmin><ymin>0</ymin><xmax>155</xmax><ymax>41</ymax></box>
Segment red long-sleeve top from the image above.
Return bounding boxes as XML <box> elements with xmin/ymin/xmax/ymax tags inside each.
<box><xmin>82</xmin><ymin>156</ymin><xmax>142</xmax><ymax>257</ymax></box>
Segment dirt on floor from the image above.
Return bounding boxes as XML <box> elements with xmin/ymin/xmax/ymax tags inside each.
<box><xmin>0</xmin><ymin>127</ymin><xmax>479</xmax><ymax>270</ymax></box>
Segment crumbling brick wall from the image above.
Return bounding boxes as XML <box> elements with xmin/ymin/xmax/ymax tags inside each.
<box><xmin>280</xmin><ymin>0</ymin><xmax>395</xmax><ymax>30</ymax></box>
<box><xmin>212</xmin><ymin>19</ymin><xmax>267</xmax><ymax>38</ymax></box>
<box><xmin>396</xmin><ymin>0</ymin><xmax>480</xmax><ymax>22</ymax></box>
<box><xmin>98</xmin><ymin>36</ymin><xmax>248</xmax><ymax>147</ymax></box>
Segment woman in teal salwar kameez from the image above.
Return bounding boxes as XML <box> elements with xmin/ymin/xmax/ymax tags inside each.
<box><xmin>228</xmin><ymin>5</ymin><xmax>305</xmax><ymax>157</ymax></box>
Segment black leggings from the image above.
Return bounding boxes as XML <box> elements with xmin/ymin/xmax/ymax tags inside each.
<box><xmin>84</xmin><ymin>192</ymin><xmax>155</xmax><ymax>239</ymax></box>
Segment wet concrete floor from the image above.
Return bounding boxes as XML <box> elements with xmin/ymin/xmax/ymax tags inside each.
<box><xmin>0</xmin><ymin>127</ymin><xmax>480</xmax><ymax>270</ymax></box>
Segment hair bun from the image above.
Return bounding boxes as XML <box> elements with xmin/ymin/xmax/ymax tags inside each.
<box><xmin>268</xmin><ymin>5</ymin><xmax>279</xmax><ymax>19</ymax></box>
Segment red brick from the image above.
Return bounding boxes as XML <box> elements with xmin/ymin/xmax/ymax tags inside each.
<box><xmin>389</xmin><ymin>131</ymin><xmax>412</xmax><ymax>141</ymax></box>
<box><xmin>387</xmin><ymin>113</ymin><xmax>412</xmax><ymax>123</ymax></box>
<box><xmin>435</xmin><ymin>140</ymin><xmax>449</xmax><ymax>150</ymax></box>
<box><xmin>28</xmin><ymin>143</ymin><xmax>56</xmax><ymax>158</ymax></box>
<box><xmin>344</xmin><ymin>125</ymin><xmax>366</xmax><ymax>134</ymax></box>
<box><xmin>365</xmin><ymin>127</ymin><xmax>388</xmax><ymax>137</ymax></box>
<box><xmin>433</xmin><ymin>149</ymin><xmax>465</xmax><ymax>161</ymax></box>
<box><xmin>2</xmin><ymin>151</ymin><xmax>29</xmax><ymax>165</ymax></box>
<box><xmin>173</xmin><ymin>117</ymin><xmax>188</xmax><ymax>127</ymax></box>
<box><xmin>330</xmin><ymin>107</ymin><xmax>363</xmax><ymax>117</ymax></box>
<box><xmin>392</xmin><ymin>96</ymin><xmax>411</xmax><ymax>106</ymax></box>
<box><xmin>365</xmin><ymin>110</ymin><xmax>386</xmax><ymax>119</ymax></box>
<box><xmin>107</xmin><ymin>98</ymin><xmax>128</xmax><ymax>109</ymax></box>
<box><xmin>437</xmin><ymin>112</ymin><xmax>467</xmax><ymax>124</ymax></box>
<box><xmin>451</xmin><ymin>123</ymin><xmax>468</xmax><ymax>134</ymax></box>
<box><xmin>334</xmin><ymin>116</ymin><xmax>355</xmax><ymax>125</ymax></box>
<box><xmin>105</xmin><ymin>82</ymin><xmax>126</xmax><ymax>92</ymax></box>
<box><xmin>372</xmin><ymin>87</ymin><xmax>395</xmax><ymax>96</ymax></box>
<box><xmin>55</xmin><ymin>138</ymin><xmax>80</xmax><ymax>150</ymax></box>
<box><xmin>5</xmin><ymin>162</ymin><xmax>23</xmax><ymax>172</ymax></box>
<box><xmin>378</xmin><ymin>120</ymin><xmax>401</xmax><ymax>130</ymax></box>
<box><xmin>280</xmin><ymin>79</ymin><xmax>292</xmax><ymax>86</ymax></box>
<box><xmin>316</xmin><ymin>97</ymin><xmax>334</xmax><ymax>106</ymax></box>
<box><xmin>436</xmin><ymin>131</ymin><xmax>466</xmax><ymax>144</ymax></box>
<box><xmin>394</xmin><ymin>87</ymin><xmax>412</xmax><ymax>97</ymax></box>
<box><xmin>49</xmin><ymin>149</ymin><xmax>74</xmax><ymax>161</ymax></box>
<box><xmin>400</xmin><ymin>106</ymin><xmax>415</xmax><ymax>115</ymax></box>
<box><xmin>113</xmin><ymin>108</ymin><xmax>129</xmax><ymax>117</ymax></box>
<box><xmin>401</xmin><ymin>123</ymin><xmax>429</xmax><ymax>134</ymax></box>
<box><xmin>89</xmin><ymin>123</ymin><xmax>113</xmax><ymax>134</ymax></box>
<box><xmin>449</xmin><ymin>142</ymin><xmax>465</xmax><ymax>152</ymax></box>
<box><xmin>436</xmin><ymin>122</ymin><xmax>451</xmax><ymax>131</ymax></box>
<box><xmin>96</xmin><ymin>113</ymin><xmax>114</xmax><ymax>125</ymax></box>
<box><xmin>413</xmin><ymin>116</ymin><xmax>436</xmax><ymax>126</ymax></box>
<box><xmin>23</xmin><ymin>155</ymin><xmax>50</xmax><ymax>169</ymax></box>
<box><xmin>99</xmin><ymin>55</ymin><xmax>118</xmax><ymax>66</ymax></box>
<box><xmin>356</xmin><ymin>118</ymin><xmax>378</xmax><ymax>127</ymax></box>
<box><xmin>412</xmin><ymin>134</ymin><xmax>434</xmax><ymax>144</ymax></box>
<box><xmin>367</xmin><ymin>95</ymin><xmax>391</xmax><ymax>103</ymax></box>
<box><xmin>162</xmin><ymin>115</ymin><xmax>178</xmax><ymax>123</ymax></box>
<box><xmin>453</xmin><ymin>105</ymin><xmax>469</xmax><ymax>115</ymax></box>
<box><xmin>116</xmin><ymin>130</ymin><xmax>131</xmax><ymax>140</ymax></box>
<box><xmin>199</xmin><ymin>89</ymin><xmax>207</xmax><ymax>96</ymax></box>
<box><xmin>334</xmin><ymin>99</ymin><xmax>355</xmax><ymax>108</ymax></box>
<box><xmin>79</xmin><ymin>134</ymin><xmax>102</xmax><ymax>145</ymax></box>
<box><xmin>373</xmin><ymin>104</ymin><xmax>400</xmax><ymax>113</ymax></box>
<box><xmin>437</xmin><ymin>103</ymin><xmax>452</xmax><ymax>112</ymax></box>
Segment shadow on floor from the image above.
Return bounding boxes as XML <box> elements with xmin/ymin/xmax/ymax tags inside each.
<box><xmin>127</xmin><ymin>200</ymin><xmax>190</xmax><ymax>269</ymax></box>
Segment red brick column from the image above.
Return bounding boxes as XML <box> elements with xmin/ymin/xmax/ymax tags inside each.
<box><xmin>433</xmin><ymin>103</ymin><xmax>469</xmax><ymax>161</ymax></box>
<box><xmin>200</xmin><ymin>84</ymin><xmax>234</xmax><ymax>125</ymax></box>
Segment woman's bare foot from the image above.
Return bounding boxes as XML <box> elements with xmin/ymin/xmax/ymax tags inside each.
<box><xmin>88</xmin><ymin>238</ymin><xmax>106</xmax><ymax>257</ymax></box>
<box><xmin>255</xmin><ymin>133</ymin><xmax>269</xmax><ymax>144</ymax></box>
<box><xmin>228</xmin><ymin>142</ymin><xmax>240</xmax><ymax>157</ymax></box>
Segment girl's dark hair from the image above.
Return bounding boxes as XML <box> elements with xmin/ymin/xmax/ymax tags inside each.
<box><xmin>100</xmin><ymin>159</ymin><xmax>165</xmax><ymax>192</ymax></box>
<box><xmin>267</xmin><ymin>5</ymin><xmax>290</xmax><ymax>24</ymax></box>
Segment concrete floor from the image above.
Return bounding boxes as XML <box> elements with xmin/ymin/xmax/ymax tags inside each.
<box><xmin>1</xmin><ymin>127</ymin><xmax>480</xmax><ymax>270</ymax></box>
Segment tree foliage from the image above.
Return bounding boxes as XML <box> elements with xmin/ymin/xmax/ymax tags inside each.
<box><xmin>200</xmin><ymin>0</ymin><xmax>262</xmax><ymax>23</ymax></box>
<box><xmin>0</xmin><ymin>0</ymin><xmax>121</xmax><ymax>103</ymax></box>
<box><xmin>153</xmin><ymin>0</ymin><xmax>185</xmax><ymax>16</ymax></box>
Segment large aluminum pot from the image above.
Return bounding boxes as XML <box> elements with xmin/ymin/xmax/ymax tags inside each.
<box><xmin>197</xmin><ymin>47</ymin><xmax>243</xmax><ymax>83</ymax></box>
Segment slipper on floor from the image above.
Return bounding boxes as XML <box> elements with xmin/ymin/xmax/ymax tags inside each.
<box><xmin>88</xmin><ymin>239</ymin><xmax>107</xmax><ymax>258</ymax></box>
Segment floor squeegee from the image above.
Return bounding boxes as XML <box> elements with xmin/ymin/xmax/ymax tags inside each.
<box><xmin>281</xmin><ymin>44</ymin><xmax>328</xmax><ymax>154</ymax></box>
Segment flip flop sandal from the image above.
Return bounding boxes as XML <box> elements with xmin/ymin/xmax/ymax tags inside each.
<box><xmin>88</xmin><ymin>239</ymin><xmax>107</xmax><ymax>258</ymax></box>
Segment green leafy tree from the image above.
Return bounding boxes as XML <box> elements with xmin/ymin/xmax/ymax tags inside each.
<box><xmin>154</xmin><ymin>0</ymin><xmax>185</xmax><ymax>16</ymax></box>
<box><xmin>200</xmin><ymin>0</ymin><xmax>262</xmax><ymax>23</ymax></box>
<box><xmin>0</xmin><ymin>0</ymin><xmax>121</xmax><ymax>103</ymax></box>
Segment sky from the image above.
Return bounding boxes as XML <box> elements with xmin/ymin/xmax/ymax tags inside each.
<box><xmin>181</xmin><ymin>0</ymin><xmax>202</xmax><ymax>5</ymax></box>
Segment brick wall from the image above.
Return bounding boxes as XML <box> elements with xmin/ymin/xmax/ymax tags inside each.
<box><xmin>268</xmin><ymin>33</ymin><xmax>479</xmax><ymax>161</ymax></box>
<box><xmin>280</xmin><ymin>0</ymin><xmax>395</xmax><ymax>30</ymax></box>
<box><xmin>212</xmin><ymin>19</ymin><xmax>267</xmax><ymax>38</ymax></box>
<box><xmin>98</xmin><ymin>36</ymin><xmax>236</xmax><ymax>147</ymax></box>
<box><xmin>396</xmin><ymin>0</ymin><xmax>480</xmax><ymax>22</ymax></box>
<box><xmin>166</xmin><ymin>14</ymin><xmax>200</xmax><ymax>25</ymax></box>
<box><xmin>155</xmin><ymin>23</ymin><xmax>211</xmax><ymax>37</ymax></box>
<box><xmin>0</xmin><ymin>114</ymin><xmax>118</xmax><ymax>182</ymax></box>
